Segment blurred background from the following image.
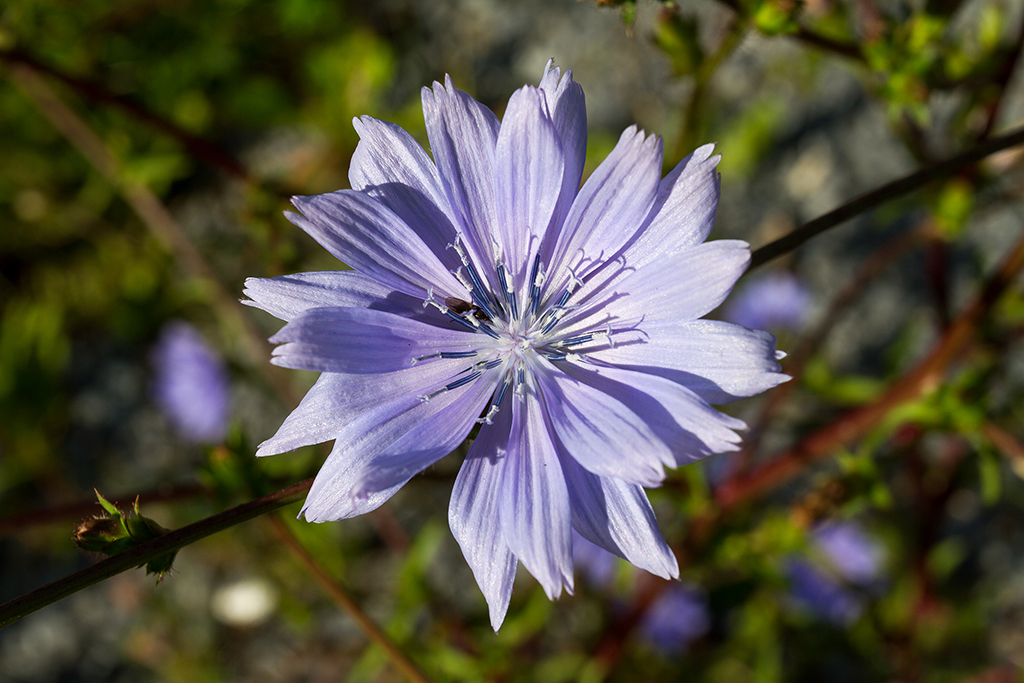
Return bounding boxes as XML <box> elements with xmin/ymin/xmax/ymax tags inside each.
<box><xmin>3</xmin><ymin>0</ymin><xmax>1024</xmax><ymax>681</ymax></box>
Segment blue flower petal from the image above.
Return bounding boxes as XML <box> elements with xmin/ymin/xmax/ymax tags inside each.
<box><xmin>243</xmin><ymin>270</ymin><xmax>421</xmax><ymax>322</ymax></box>
<box><xmin>269</xmin><ymin>306</ymin><xmax>488</xmax><ymax>374</ymax></box>
<box><xmin>302</xmin><ymin>367</ymin><xmax>498</xmax><ymax>522</ymax></box>
<box><xmin>421</xmin><ymin>75</ymin><xmax>501</xmax><ymax>283</ymax></box>
<box><xmin>556</xmin><ymin>362</ymin><xmax>745</xmax><ymax>467</ymax></box>
<box><xmin>592</xmin><ymin>319</ymin><xmax>788</xmax><ymax>404</ymax></box>
<box><xmin>289</xmin><ymin>190</ymin><xmax>467</xmax><ymax>299</ymax></box>
<box><xmin>349</xmin><ymin>115</ymin><xmax>463</xmax><ymax>274</ymax></box>
<box><xmin>560</xmin><ymin>454</ymin><xmax>679</xmax><ymax>580</ymax></box>
<box><xmin>494</xmin><ymin>85</ymin><xmax>564</xmax><ymax>292</ymax></box>
<box><xmin>449</xmin><ymin>407</ymin><xmax>518</xmax><ymax>632</ymax></box>
<box><xmin>628</xmin><ymin>144</ymin><xmax>721</xmax><ymax>266</ymax></box>
<box><xmin>537</xmin><ymin>61</ymin><xmax>587</xmax><ymax>237</ymax></box>
<box><xmin>537</xmin><ymin>360</ymin><xmax>671</xmax><ymax>487</ymax></box>
<box><xmin>545</xmin><ymin>125</ymin><xmax>662</xmax><ymax>295</ymax></box>
<box><xmin>499</xmin><ymin>387</ymin><xmax>574</xmax><ymax>600</ymax></box>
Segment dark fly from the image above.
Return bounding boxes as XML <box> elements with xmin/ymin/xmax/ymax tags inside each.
<box><xmin>445</xmin><ymin>296</ymin><xmax>491</xmax><ymax>322</ymax></box>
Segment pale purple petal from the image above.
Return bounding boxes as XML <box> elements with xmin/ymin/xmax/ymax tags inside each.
<box><xmin>494</xmin><ymin>85</ymin><xmax>564</xmax><ymax>290</ymax></box>
<box><xmin>499</xmin><ymin>388</ymin><xmax>573</xmax><ymax>599</ymax></box>
<box><xmin>356</xmin><ymin>367</ymin><xmax>500</xmax><ymax>493</ymax></box>
<box><xmin>349</xmin><ymin>116</ymin><xmax>462</xmax><ymax>273</ymax></box>
<box><xmin>557</xmin><ymin>362</ymin><xmax>745</xmax><ymax>466</ymax></box>
<box><xmin>558</xmin><ymin>240</ymin><xmax>751</xmax><ymax>334</ymax></box>
<box><xmin>537</xmin><ymin>60</ymin><xmax>586</xmax><ymax>231</ymax></box>
<box><xmin>545</xmin><ymin>126</ymin><xmax>662</xmax><ymax>293</ymax></box>
<box><xmin>591</xmin><ymin>320</ymin><xmax>788</xmax><ymax>404</ymax></box>
<box><xmin>302</xmin><ymin>370</ymin><xmax>496</xmax><ymax>522</ymax></box>
<box><xmin>257</xmin><ymin>356</ymin><xmax>476</xmax><ymax>457</ymax></box>
<box><xmin>560</xmin><ymin>454</ymin><xmax>678</xmax><ymax>579</ymax></box>
<box><xmin>243</xmin><ymin>271</ymin><xmax>421</xmax><ymax>322</ymax></box>
<box><xmin>421</xmin><ymin>76</ymin><xmax>500</xmax><ymax>280</ymax></box>
<box><xmin>624</xmin><ymin>144</ymin><xmax>721</xmax><ymax>268</ymax></box>
<box><xmin>449</xmin><ymin>408</ymin><xmax>518</xmax><ymax>631</ymax></box>
<box><xmin>288</xmin><ymin>190</ymin><xmax>467</xmax><ymax>299</ymax></box>
<box><xmin>537</xmin><ymin>361</ymin><xmax>671</xmax><ymax>487</ymax></box>
<box><xmin>269</xmin><ymin>307</ymin><xmax>486</xmax><ymax>374</ymax></box>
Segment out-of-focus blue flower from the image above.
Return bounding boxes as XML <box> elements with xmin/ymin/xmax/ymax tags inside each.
<box><xmin>640</xmin><ymin>585</ymin><xmax>711</xmax><ymax>654</ymax></box>
<box><xmin>152</xmin><ymin>322</ymin><xmax>230</xmax><ymax>444</ymax></box>
<box><xmin>785</xmin><ymin>559</ymin><xmax>863</xmax><ymax>625</ymax></box>
<box><xmin>723</xmin><ymin>272</ymin><xmax>810</xmax><ymax>332</ymax></box>
<box><xmin>813</xmin><ymin>521</ymin><xmax>885</xmax><ymax>585</ymax></box>
<box><xmin>572</xmin><ymin>530</ymin><xmax>618</xmax><ymax>587</ymax></box>
<box><xmin>786</xmin><ymin>521</ymin><xmax>885</xmax><ymax>625</ymax></box>
<box><xmin>244</xmin><ymin>61</ymin><xmax>788</xmax><ymax>630</ymax></box>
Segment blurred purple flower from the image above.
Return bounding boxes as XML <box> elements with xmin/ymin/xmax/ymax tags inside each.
<box><xmin>723</xmin><ymin>272</ymin><xmax>810</xmax><ymax>332</ymax></box>
<box><xmin>573</xmin><ymin>530</ymin><xmax>618</xmax><ymax>587</ymax></box>
<box><xmin>244</xmin><ymin>61</ymin><xmax>788</xmax><ymax>630</ymax></box>
<box><xmin>152</xmin><ymin>322</ymin><xmax>229</xmax><ymax>443</ymax></box>
<box><xmin>785</xmin><ymin>559</ymin><xmax>863</xmax><ymax>625</ymax></box>
<box><xmin>640</xmin><ymin>585</ymin><xmax>711</xmax><ymax>654</ymax></box>
<box><xmin>786</xmin><ymin>521</ymin><xmax>885</xmax><ymax>625</ymax></box>
<box><xmin>813</xmin><ymin>521</ymin><xmax>885</xmax><ymax>585</ymax></box>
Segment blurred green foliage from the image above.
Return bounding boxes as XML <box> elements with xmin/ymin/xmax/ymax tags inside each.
<box><xmin>1</xmin><ymin>0</ymin><xmax>1024</xmax><ymax>682</ymax></box>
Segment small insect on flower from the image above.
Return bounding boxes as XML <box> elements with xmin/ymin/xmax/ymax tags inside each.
<box><xmin>244</xmin><ymin>61</ymin><xmax>788</xmax><ymax>631</ymax></box>
<box><xmin>444</xmin><ymin>296</ymin><xmax>490</xmax><ymax>322</ymax></box>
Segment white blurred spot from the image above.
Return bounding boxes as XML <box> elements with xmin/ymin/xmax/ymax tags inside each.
<box><xmin>786</xmin><ymin>142</ymin><xmax>833</xmax><ymax>199</ymax></box>
<box><xmin>210</xmin><ymin>577</ymin><xmax>278</xmax><ymax>627</ymax></box>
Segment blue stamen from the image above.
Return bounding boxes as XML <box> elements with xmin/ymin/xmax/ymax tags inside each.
<box><xmin>559</xmin><ymin>333</ymin><xmax>593</xmax><ymax>347</ymax></box>
<box><xmin>445</xmin><ymin>371</ymin><xmax>482</xmax><ymax>392</ymax></box>
<box><xmin>494</xmin><ymin>379</ymin><xmax>511</xmax><ymax>407</ymax></box>
<box><xmin>446</xmin><ymin>311</ymin><xmax>477</xmax><ymax>330</ymax></box>
<box><xmin>497</xmin><ymin>264</ymin><xmax>518</xmax><ymax>320</ymax></box>
<box><xmin>440</xmin><ymin>351</ymin><xmax>478</xmax><ymax>359</ymax></box>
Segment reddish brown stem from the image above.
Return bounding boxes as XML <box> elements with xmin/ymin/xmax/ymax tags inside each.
<box><xmin>718</xmin><ymin>226</ymin><xmax>1024</xmax><ymax>510</ymax></box>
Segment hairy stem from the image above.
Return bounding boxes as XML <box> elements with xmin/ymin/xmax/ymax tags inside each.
<box><xmin>0</xmin><ymin>479</ymin><xmax>312</xmax><ymax>630</ymax></box>
<box><xmin>750</xmin><ymin>125</ymin><xmax>1024</xmax><ymax>268</ymax></box>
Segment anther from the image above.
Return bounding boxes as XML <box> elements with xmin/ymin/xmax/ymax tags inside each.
<box><xmin>494</xmin><ymin>378</ymin><xmax>511</xmax><ymax>408</ymax></box>
<box><xmin>445</xmin><ymin>371</ymin><xmax>482</xmax><ymax>392</ymax></box>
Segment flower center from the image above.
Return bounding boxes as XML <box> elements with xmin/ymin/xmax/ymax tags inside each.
<box><xmin>418</xmin><ymin>237</ymin><xmax>617</xmax><ymax>418</ymax></box>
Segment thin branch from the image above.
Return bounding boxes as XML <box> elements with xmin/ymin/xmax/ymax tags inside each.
<box><xmin>0</xmin><ymin>479</ymin><xmax>313</xmax><ymax>629</ymax></box>
<box><xmin>978</xmin><ymin>6</ymin><xmax>1024</xmax><ymax>141</ymax></box>
<box><xmin>0</xmin><ymin>482</ymin><xmax>208</xmax><ymax>537</ymax></box>
<box><xmin>594</xmin><ymin>226</ymin><xmax>1024</xmax><ymax>676</ymax></box>
<box><xmin>267</xmin><ymin>516</ymin><xmax>433</xmax><ymax>683</ymax></box>
<box><xmin>750</xmin><ymin>125</ymin><xmax>1024</xmax><ymax>268</ymax></box>
<box><xmin>735</xmin><ymin>224</ymin><xmax>928</xmax><ymax>471</ymax></box>
<box><xmin>5</xmin><ymin>62</ymin><xmax>300</xmax><ymax>405</ymax></box>
<box><xmin>719</xmin><ymin>225</ymin><xmax>1024</xmax><ymax>509</ymax></box>
<box><xmin>793</xmin><ymin>27</ymin><xmax>866</xmax><ymax>63</ymax></box>
<box><xmin>0</xmin><ymin>48</ymin><xmax>252</xmax><ymax>182</ymax></box>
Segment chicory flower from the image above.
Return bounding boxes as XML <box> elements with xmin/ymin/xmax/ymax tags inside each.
<box><xmin>639</xmin><ymin>585</ymin><xmax>711</xmax><ymax>654</ymax></box>
<box><xmin>152</xmin><ymin>321</ymin><xmax>230</xmax><ymax>444</ymax></box>
<box><xmin>244</xmin><ymin>62</ymin><xmax>787</xmax><ymax>630</ymax></box>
